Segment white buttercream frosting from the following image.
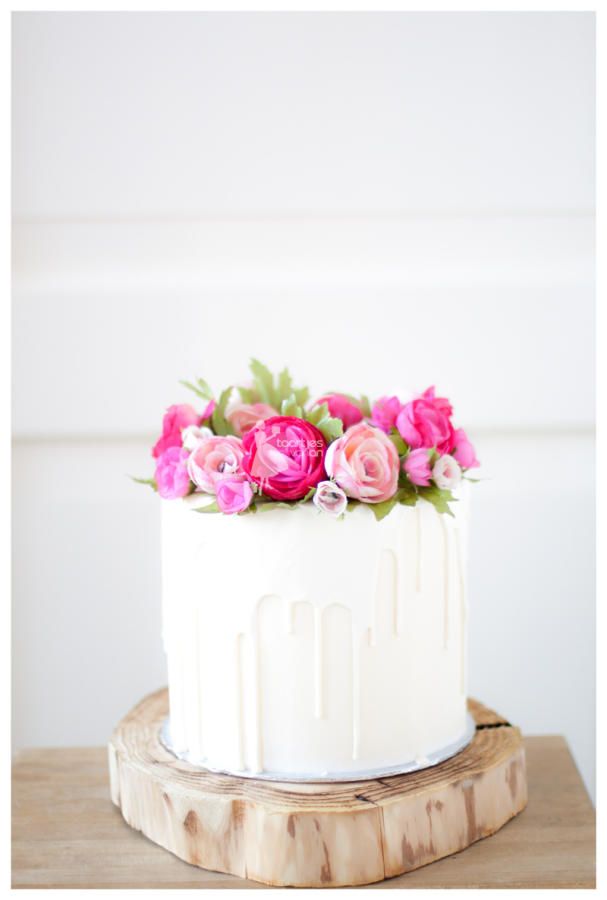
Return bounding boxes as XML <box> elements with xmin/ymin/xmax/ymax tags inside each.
<box><xmin>161</xmin><ymin>488</ymin><xmax>470</xmax><ymax>777</ymax></box>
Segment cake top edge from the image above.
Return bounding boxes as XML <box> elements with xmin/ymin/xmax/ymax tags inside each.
<box><xmin>134</xmin><ymin>359</ymin><xmax>480</xmax><ymax>521</ymax></box>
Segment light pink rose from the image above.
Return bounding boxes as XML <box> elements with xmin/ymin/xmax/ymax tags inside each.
<box><xmin>432</xmin><ymin>454</ymin><xmax>462</xmax><ymax>491</ymax></box>
<box><xmin>312</xmin><ymin>480</ymin><xmax>348</xmax><ymax>516</ymax></box>
<box><xmin>403</xmin><ymin>448</ymin><xmax>432</xmax><ymax>486</ymax></box>
<box><xmin>187</xmin><ymin>436</ymin><xmax>245</xmax><ymax>494</ymax></box>
<box><xmin>181</xmin><ymin>424</ymin><xmax>213</xmax><ymax>451</ymax></box>
<box><xmin>396</xmin><ymin>387</ymin><xmax>454</xmax><ymax>454</ymax></box>
<box><xmin>216</xmin><ymin>477</ymin><xmax>253</xmax><ymax>514</ymax></box>
<box><xmin>227</xmin><ymin>402</ymin><xmax>277</xmax><ymax>436</ymax></box>
<box><xmin>451</xmin><ymin>428</ymin><xmax>480</xmax><ymax>469</ymax></box>
<box><xmin>325</xmin><ymin>422</ymin><xmax>399</xmax><ymax>504</ymax></box>
<box><xmin>315</xmin><ymin>394</ymin><xmax>363</xmax><ymax>429</ymax></box>
<box><xmin>370</xmin><ymin>395</ymin><xmax>403</xmax><ymax>433</ymax></box>
<box><xmin>155</xmin><ymin>447</ymin><xmax>191</xmax><ymax>499</ymax></box>
<box><xmin>152</xmin><ymin>404</ymin><xmax>201</xmax><ymax>458</ymax></box>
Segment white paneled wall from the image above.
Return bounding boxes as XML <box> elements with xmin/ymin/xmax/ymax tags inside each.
<box><xmin>12</xmin><ymin>12</ymin><xmax>595</xmax><ymax>800</ymax></box>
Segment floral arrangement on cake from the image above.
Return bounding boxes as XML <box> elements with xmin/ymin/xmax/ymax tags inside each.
<box><xmin>135</xmin><ymin>360</ymin><xmax>479</xmax><ymax>520</ymax></box>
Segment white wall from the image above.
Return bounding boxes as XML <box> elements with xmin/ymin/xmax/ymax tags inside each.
<box><xmin>12</xmin><ymin>12</ymin><xmax>595</xmax><ymax>800</ymax></box>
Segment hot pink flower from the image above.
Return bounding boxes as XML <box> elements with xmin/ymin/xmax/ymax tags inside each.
<box><xmin>227</xmin><ymin>402</ymin><xmax>277</xmax><ymax>436</ymax></box>
<box><xmin>451</xmin><ymin>428</ymin><xmax>480</xmax><ymax>469</ymax></box>
<box><xmin>396</xmin><ymin>387</ymin><xmax>454</xmax><ymax>454</ymax></box>
<box><xmin>155</xmin><ymin>447</ymin><xmax>191</xmax><ymax>499</ymax></box>
<box><xmin>187</xmin><ymin>436</ymin><xmax>245</xmax><ymax>494</ymax></box>
<box><xmin>152</xmin><ymin>404</ymin><xmax>201</xmax><ymax>458</ymax></box>
<box><xmin>242</xmin><ymin>416</ymin><xmax>326</xmax><ymax>501</ymax></box>
<box><xmin>216</xmin><ymin>477</ymin><xmax>253</xmax><ymax>514</ymax></box>
<box><xmin>325</xmin><ymin>422</ymin><xmax>399</xmax><ymax>503</ymax></box>
<box><xmin>370</xmin><ymin>395</ymin><xmax>403</xmax><ymax>433</ymax></box>
<box><xmin>403</xmin><ymin>448</ymin><xmax>432</xmax><ymax>486</ymax></box>
<box><xmin>315</xmin><ymin>394</ymin><xmax>363</xmax><ymax>429</ymax></box>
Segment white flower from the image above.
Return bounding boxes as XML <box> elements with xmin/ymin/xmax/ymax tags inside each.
<box><xmin>181</xmin><ymin>424</ymin><xmax>213</xmax><ymax>451</ymax></box>
<box><xmin>312</xmin><ymin>480</ymin><xmax>348</xmax><ymax>516</ymax></box>
<box><xmin>432</xmin><ymin>454</ymin><xmax>462</xmax><ymax>491</ymax></box>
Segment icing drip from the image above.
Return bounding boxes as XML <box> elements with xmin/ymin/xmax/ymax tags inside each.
<box><xmin>415</xmin><ymin>505</ymin><xmax>422</xmax><ymax>593</ymax></box>
<box><xmin>314</xmin><ymin>606</ymin><xmax>324</xmax><ymax>718</ymax></box>
<box><xmin>285</xmin><ymin>600</ymin><xmax>294</xmax><ymax>634</ymax></box>
<box><xmin>440</xmin><ymin>516</ymin><xmax>450</xmax><ymax>650</ymax></box>
<box><xmin>351</xmin><ymin>625</ymin><xmax>361</xmax><ymax>760</ymax></box>
<box><xmin>251</xmin><ymin>619</ymin><xmax>264</xmax><ymax>773</ymax></box>
<box><xmin>235</xmin><ymin>633</ymin><xmax>245</xmax><ymax>770</ymax></box>
<box><xmin>455</xmin><ymin>527</ymin><xmax>467</xmax><ymax>695</ymax></box>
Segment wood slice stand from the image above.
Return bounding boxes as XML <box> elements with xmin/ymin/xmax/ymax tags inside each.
<box><xmin>108</xmin><ymin>689</ymin><xmax>527</xmax><ymax>888</ymax></box>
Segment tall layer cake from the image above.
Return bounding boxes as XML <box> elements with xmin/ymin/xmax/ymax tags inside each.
<box><xmin>140</xmin><ymin>360</ymin><xmax>480</xmax><ymax>780</ymax></box>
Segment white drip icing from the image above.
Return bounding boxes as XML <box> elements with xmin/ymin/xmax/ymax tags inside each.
<box><xmin>440</xmin><ymin>515</ymin><xmax>450</xmax><ymax>650</ymax></box>
<box><xmin>454</xmin><ymin>527</ymin><xmax>467</xmax><ymax>695</ymax></box>
<box><xmin>415</xmin><ymin>504</ymin><xmax>422</xmax><ymax>593</ymax></box>
<box><xmin>285</xmin><ymin>600</ymin><xmax>294</xmax><ymax>634</ymax></box>
<box><xmin>251</xmin><ymin>618</ymin><xmax>264</xmax><ymax>773</ymax></box>
<box><xmin>314</xmin><ymin>606</ymin><xmax>324</xmax><ymax>718</ymax></box>
<box><xmin>235</xmin><ymin>633</ymin><xmax>245</xmax><ymax>770</ymax></box>
<box><xmin>352</xmin><ymin>625</ymin><xmax>361</xmax><ymax>760</ymax></box>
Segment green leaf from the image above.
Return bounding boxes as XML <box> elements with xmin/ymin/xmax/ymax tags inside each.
<box><xmin>370</xmin><ymin>497</ymin><xmax>399</xmax><ymax>521</ymax></box>
<box><xmin>249</xmin><ymin>358</ymin><xmax>276</xmax><ymax>406</ymax></box>
<box><xmin>418</xmin><ymin>486</ymin><xmax>457</xmax><ymax>517</ymax></box>
<box><xmin>294</xmin><ymin>385</ymin><xmax>310</xmax><ymax>406</ymax></box>
<box><xmin>211</xmin><ymin>386</ymin><xmax>236</xmax><ymax>436</ymax></box>
<box><xmin>130</xmin><ymin>475</ymin><xmax>158</xmax><ymax>492</ymax></box>
<box><xmin>305</xmin><ymin>402</ymin><xmax>344</xmax><ymax>442</ymax></box>
<box><xmin>237</xmin><ymin>385</ymin><xmax>257</xmax><ymax>404</ymax></box>
<box><xmin>389</xmin><ymin>429</ymin><xmax>408</xmax><ymax>455</ymax></box>
<box><xmin>192</xmin><ymin>500</ymin><xmax>221</xmax><ymax>514</ymax></box>
<box><xmin>256</xmin><ymin>501</ymin><xmax>296</xmax><ymax>512</ymax></box>
<box><xmin>281</xmin><ymin>394</ymin><xmax>303</xmax><ymax>418</ymax></box>
<box><xmin>180</xmin><ymin>378</ymin><xmax>213</xmax><ymax>401</ymax></box>
<box><xmin>359</xmin><ymin>394</ymin><xmax>372</xmax><ymax>417</ymax></box>
<box><xmin>277</xmin><ymin>368</ymin><xmax>293</xmax><ymax>403</ymax></box>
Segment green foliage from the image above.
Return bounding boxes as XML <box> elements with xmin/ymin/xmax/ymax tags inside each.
<box><xmin>418</xmin><ymin>485</ymin><xmax>457</xmax><ymax>517</ymax></box>
<box><xmin>211</xmin><ymin>386</ymin><xmax>236</xmax><ymax>436</ymax></box>
<box><xmin>180</xmin><ymin>377</ymin><xmax>214</xmax><ymax>401</ymax></box>
<box><xmin>305</xmin><ymin>402</ymin><xmax>344</xmax><ymax>442</ymax></box>
<box><xmin>389</xmin><ymin>429</ymin><xmax>408</xmax><ymax>456</ymax></box>
<box><xmin>281</xmin><ymin>394</ymin><xmax>304</xmax><ymax>418</ymax></box>
<box><xmin>192</xmin><ymin>500</ymin><xmax>221</xmax><ymax>514</ymax></box>
<box><xmin>249</xmin><ymin>358</ymin><xmax>309</xmax><ymax>411</ymax></box>
<box><xmin>129</xmin><ymin>475</ymin><xmax>157</xmax><ymax>492</ymax></box>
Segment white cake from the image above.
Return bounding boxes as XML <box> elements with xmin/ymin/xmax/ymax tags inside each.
<box><xmin>161</xmin><ymin>488</ymin><xmax>470</xmax><ymax>779</ymax></box>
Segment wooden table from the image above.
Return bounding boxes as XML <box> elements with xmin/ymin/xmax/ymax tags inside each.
<box><xmin>12</xmin><ymin>736</ymin><xmax>595</xmax><ymax>889</ymax></box>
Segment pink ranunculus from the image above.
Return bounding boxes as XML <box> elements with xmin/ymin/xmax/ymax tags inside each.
<box><xmin>451</xmin><ymin>427</ymin><xmax>480</xmax><ymax>469</ymax></box>
<box><xmin>242</xmin><ymin>416</ymin><xmax>327</xmax><ymax>501</ymax></box>
<box><xmin>370</xmin><ymin>395</ymin><xmax>403</xmax><ymax>433</ymax></box>
<box><xmin>315</xmin><ymin>394</ymin><xmax>364</xmax><ymax>429</ymax></box>
<box><xmin>432</xmin><ymin>454</ymin><xmax>462</xmax><ymax>491</ymax></box>
<box><xmin>187</xmin><ymin>435</ymin><xmax>245</xmax><ymax>494</ymax></box>
<box><xmin>155</xmin><ymin>447</ymin><xmax>191</xmax><ymax>499</ymax></box>
<box><xmin>152</xmin><ymin>404</ymin><xmax>201</xmax><ymax>458</ymax></box>
<box><xmin>216</xmin><ymin>477</ymin><xmax>253</xmax><ymax>515</ymax></box>
<box><xmin>325</xmin><ymin>422</ymin><xmax>399</xmax><ymax>504</ymax></box>
<box><xmin>226</xmin><ymin>402</ymin><xmax>277</xmax><ymax>436</ymax></box>
<box><xmin>403</xmin><ymin>448</ymin><xmax>432</xmax><ymax>486</ymax></box>
<box><xmin>312</xmin><ymin>480</ymin><xmax>348</xmax><ymax>516</ymax></box>
<box><xmin>396</xmin><ymin>387</ymin><xmax>454</xmax><ymax>454</ymax></box>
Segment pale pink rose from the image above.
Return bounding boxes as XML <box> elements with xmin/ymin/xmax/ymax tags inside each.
<box><xmin>227</xmin><ymin>402</ymin><xmax>277</xmax><ymax>436</ymax></box>
<box><xmin>155</xmin><ymin>447</ymin><xmax>191</xmax><ymax>499</ymax></box>
<box><xmin>451</xmin><ymin>428</ymin><xmax>480</xmax><ymax>469</ymax></box>
<box><xmin>187</xmin><ymin>436</ymin><xmax>245</xmax><ymax>494</ymax></box>
<box><xmin>370</xmin><ymin>395</ymin><xmax>403</xmax><ymax>433</ymax></box>
<box><xmin>152</xmin><ymin>404</ymin><xmax>201</xmax><ymax>458</ymax></box>
<box><xmin>181</xmin><ymin>424</ymin><xmax>213</xmax><ymax>451</ymax></box>
<box><xmin>216</xmin><ymin>477</ymin><xmax>253</xmax><ymax>514</ymax></box>
<box><xmin>315</xmin><ymin>394</ymin><xmax>363</xmax><ymax>429</ymax></box>
<box><xmin>432</xmin><ymin>454</ymin><xmax>462</xmax><ymax>491</ymax></box>
<box><xmin>325</xmin><ymin>422</ymin><xmax>399</xmax><ymax>504</ymax></box>
<box><xmin>396</xmin><ymin>387</ymin><xmax>454</xmax><ymax>454</ymax></box>
<box><xmin>403</xmin><ymin>448</ymin><xmax>432</xmax><ymax>486</ymax></box>
<box><xmin>313</xmin><ymin>480</ymin><xmax>348</xmax><ymax>516</ymax></box>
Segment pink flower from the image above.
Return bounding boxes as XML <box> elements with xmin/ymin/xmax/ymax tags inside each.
<box><xmin>325</xmin><ymin>422</ymin><xmax>399</xmax><ymax>503</ymax></box>
<box><xmin>313</xmin><ymin>481</ymin><xmax>348</xmax><ymax>516</ymax></box>
<box><xmin>432</xmin><ymin>454</ymin><xmax>462</xmax><ymax>490</ymax></box>
<box><xmin>227</xmin><ymin>402</ymin><xmax>277</xmax><ymax>436</ymax></box>
<box><xmin>451</xmin><ymin>428</ymin><xmax>480</xmax><ymax>469</ymax></box>
<box><xmin>370</xmin><ymin>395</ymin><xmax>403</xmax><ymax>433</ymax></box>
<box><xmin>403</xmin><ymin>448</ymin><xmax>432</xmax><ymax>486</ymax></box>
<box><xmin>242</xmin><ymin>416</ymin><xmax>327</xmax><ymax>501</ymax></box>
<box><xmin>216</xmin><ymin>478</ymin><xmax>253</xmax><ymax>515</ymax></box>
<box><xmin>155</xmin><ymin>447</ymin><xmax>191</xmax><ymax>499</ymax></box>
<box><xmin>152</xmin><ymin>404</ymin><xmax>201</xmax><ymax>458</ymax></box>
<box><xmin>315</xmin><ymin>394</ymin><xmax>363</xmax><ymax>429</ymax></box>
<box><xmin>396</xmin><ymin>387</ymin><xmax>454</xmax><ymax>454</ymax></box>
<box><xmin>187</xmin><ymin>436</ymin><xmax>245</xmax><ymax>494</ymax></box>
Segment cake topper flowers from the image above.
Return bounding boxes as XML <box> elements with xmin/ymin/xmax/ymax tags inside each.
<box><xmin>134</xmin><ymin>360</ymin><xmax>480</xmax><ymax>520</ymax></box>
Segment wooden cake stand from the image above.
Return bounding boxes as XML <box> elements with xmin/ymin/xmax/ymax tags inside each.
<box><xmin>108</xmin><ymin>689</ymin><xmax>527</xmax><ymax>888</ymax></box>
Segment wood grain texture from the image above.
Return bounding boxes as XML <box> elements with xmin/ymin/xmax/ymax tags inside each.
<box><xmin>12</xmin><ymin>730</ymin><xmax>595</xmax><ymax>889</ymax></box>
<box><xmin>106</xmin><ymin>690</ymin><xmax>527</xmax><ymax>886</ymax></box>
